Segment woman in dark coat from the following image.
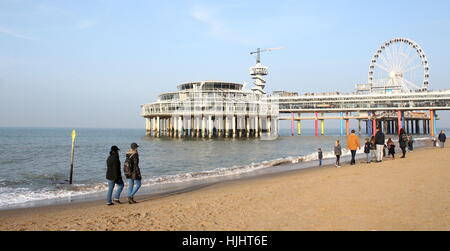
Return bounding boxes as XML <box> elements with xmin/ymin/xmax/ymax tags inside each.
<box><xmin>334</xmin><ymin>140</ymin><xmax>342</xmax><ymax>168</ymax></box>
<box><xmin>106</xmin><ymin>146</ymin><xmax>124</xmax><ymax>205</ymax></box>
<box><xmin>438</xmin><ymin>131</ymin><xmax>446</xmax><ymax>148</ymax></box>
<box><xmin>399</xmin><ymin>128</ymin><xmax>408</xmax><ymax>158</ymax></box>
<box><xmin>124</xmin><ymin>143</ymin><xmax>142</xmax><ymax>204</ymax></box>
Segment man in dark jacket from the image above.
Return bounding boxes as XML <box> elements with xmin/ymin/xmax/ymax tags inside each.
<box><xmin>399</xmin><ymin>128</ymin><xmax>408</xmax><ymax>158</ymax></box>
<box><xmin>106</xmin><ymin>146</ymin><xmax>124</xmax><ymax>205</ymax></box>
<box><xmin>438</xmin><ymin>130</ymin><xmax>446</xmax><ymax>148</ymax></box>
<box><xmin>375</xmin><ymin>127</ymin><xmax>385</xmax><ymax>162</ymax></box>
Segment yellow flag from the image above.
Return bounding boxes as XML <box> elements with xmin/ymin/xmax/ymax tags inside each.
<box><xmin>71</xmin><ymin>130</ymin><xmax>76</xmax><ymax>160</ymax></box>
<box><xmin>72</xmin><ymin>130</ymin><xmax>76</xmax><ymax>143</ymax></box>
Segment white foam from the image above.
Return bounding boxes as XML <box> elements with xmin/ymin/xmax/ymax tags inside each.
<box><xmin>0</xmin><ymin>186</ymin><xmax>103</xmax><ymax>208</ymax></box>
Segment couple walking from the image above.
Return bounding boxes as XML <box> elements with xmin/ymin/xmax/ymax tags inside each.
<box><xmin>106</xmin><ymin>143</ymin><xmax>142</xmax><ymax>206</ymax></box>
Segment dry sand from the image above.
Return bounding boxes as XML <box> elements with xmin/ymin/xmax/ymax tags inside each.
<box><xmin>1</xmin><ymin>146</ymin><xmax>450</xmax><ymax>231</ymax></box>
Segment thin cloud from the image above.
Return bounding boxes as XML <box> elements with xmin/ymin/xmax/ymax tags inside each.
<box><xmin>191</xmin><ymin>6</ymin><xmax>214</xmax><ymax>23</ymax></box>
<box><xmin>0</xmin><ymin>26</ymin><xmax>37</xmax><ymax>41</ymax></box>
<box><xmin>75</xmin><ymin>19</ymin><xmax>96</xmax><ymax>30</ymax></box>
<box><xmin>190</xmin><ymin>6</ymin><xmax>224</xmax><ymax>37</ymax></box>
<box><xmin>190</xmin><ymin>6</ymin><xmax>252</xmax><ymax>46</ymax></box>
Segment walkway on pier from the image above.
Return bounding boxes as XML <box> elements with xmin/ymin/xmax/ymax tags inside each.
<box><xmin>274</xmin><ymin>90</ymin><xmax>450</xmax><ymax>137</ymax></box>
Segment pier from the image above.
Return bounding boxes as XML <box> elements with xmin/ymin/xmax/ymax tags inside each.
<box><xmin>274</xmin><ymin>90</ymin><xmax>450</xmax><ymax>137</ymax></box>
<box><xmin>141</xmin><ymin>38</ymin><xmax>450</xmax><ymax>138</ymax></box>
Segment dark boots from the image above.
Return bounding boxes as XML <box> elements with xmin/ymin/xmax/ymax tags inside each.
<box><xmin>128</xmin><ymin>197</ymin><xmax>138</xmax><ymax>204</ymax></box>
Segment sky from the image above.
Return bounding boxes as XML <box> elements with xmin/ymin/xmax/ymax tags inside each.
<box><xmin>1</xmin><ymin>0</ymin><xmax>450</xmax><ymax>129</ymax></box>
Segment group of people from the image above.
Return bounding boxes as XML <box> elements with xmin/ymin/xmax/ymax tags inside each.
<box><xmin>366</xmin><ymin>128</ymin><xmax>415</xmax><ymax>160</ymax></box>
<box><xmin>105</xmin><ymin>143</ymin><xmax>142</xmax><ymax>206</ymax></box>
<box><xmin>108</xmin><ymin>131</ymin><xmax>447</xmax><ymax>206</ymax></box>
<box><xmin>317</xmin><ymin>129</ymin><xmax>447</xmax><ymax>168</ymax></box>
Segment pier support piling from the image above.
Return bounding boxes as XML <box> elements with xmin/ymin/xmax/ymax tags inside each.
<box><xmin>358</xmin><ymin>119</ymin><xmax>362</xmax><ymax>135</ymax></box>
<box><xmin>397</xmin><ymin>111</ymin><xmax>402</xmax><ymax>135</ymax></box>
<box><xmin>291</xmin><ymin>113</ymin><xmax>295</xmax><ymax>136</ymax></box>
<box><xmin>401</xmin><ymin>111</ymin><xmax>405</xmax><ymax>131</ymax></box>
<box><xmin>315</xmin><ymin>112</ymin><xmax>319</xmax><ymax>137</ymax></box>
<box><xmin>156</xmin><ymin>117</ymin><xmax>160</xmax><ymax>137</ymax></box>
<box><xmin>145</xmin><ymin>118</ymin><xmax>151</xmax><ymax>136</ymax></box>
<box><xmin>372</xmin><ymin>117</ymin><xmax>376</xmax><ymax>136</ymax></box>
<box><xmin>320</xmin><ymin>113</ymin><xmax>325</xmax><ymax>136</ymax></box>
<box><xmin>431</xmin><ymin>110</ymin><xmax>437</xmax><ymax>137</ymax></box>
<box><xmin>430</xmin><ymin>111</ymin><xmax>434</xmax><ymax>137</ymax></box>
<box><xmin>208</xmin><ymin>116</ymin><xmax>213</xmax><ymax>139</ymax></box>
<box><xmin>321</xmin><ymin>119</ymin><xmax>325</xmax><ymax>136</ymax></box>
<box><xmin>345</xmin><ymin>112</ymin><xmax>350</xmax><ymax>136</ymax></box>
<box><xmin>365</xmin><ymin>120</ymin><xmax>368</xmax><ymax>135</ymax></box>
<box><xmin>234</xmin><ymin>116</ymin><xmax>238</xmax><ymax>138</ymax></box>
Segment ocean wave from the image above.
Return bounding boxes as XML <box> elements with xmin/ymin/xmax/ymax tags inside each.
<box><xmin>0</xmin><ymin>186</ymin><xmax>101</xmax><ymax>208</ymax></box>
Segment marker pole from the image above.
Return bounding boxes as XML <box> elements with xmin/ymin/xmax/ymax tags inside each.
<box><xmin>69</xmin><ymin>130</ymin><xmax>76</xmax><ymax>185</ymax></box>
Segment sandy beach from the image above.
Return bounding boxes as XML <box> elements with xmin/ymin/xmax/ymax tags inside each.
<box><xmin>1</xmin><ymin>145</ymin><xmax>449</xmax><ymax>231</ymax></box>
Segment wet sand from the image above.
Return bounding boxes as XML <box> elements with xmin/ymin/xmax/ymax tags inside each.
<box><xmin>1</xmin><ymin>146</ymin><xmax>449</xmax><ymax>231</ymax></box>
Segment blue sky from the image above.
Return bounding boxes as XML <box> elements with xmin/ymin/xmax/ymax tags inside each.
<box><xmin>1</xmin><ymin>0</ymin><xmax>450</xmax><ymax>129</ymax></box>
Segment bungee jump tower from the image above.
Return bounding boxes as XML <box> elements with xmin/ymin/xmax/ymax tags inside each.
<box><xmin>140</xmin><ymin>48</ymin><xmax>281</xmax><ymax>138</ymax></box>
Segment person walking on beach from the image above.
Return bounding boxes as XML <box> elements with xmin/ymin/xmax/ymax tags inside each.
<box><xmin>106</xmin><ymin>146</ymin><xmax>124</xmax><ymax>206</ymax></box>
<box><xmin>370</xmin><ymin>136</ymin><xmax>376</xmax><ymax>162</ymax></box>
<box><xmin>334</xmin><ymin>140</ymin><xmax>342</xmax><ymax>168</ymax></box>
<box><xmin>375</xmin><ymin>127</ymin><xmax>385</xmax><ymax>163</ymax></box>
<box><xmin>399</xmin><ymin>128</ymin><xmax>408</xmax><ymax>158</ymax></box>
<box><xmin>347</xmin><ymin>130</ymin><xmax>360</xmax><ymax>165</ymax></box>
<box><xmin>438</xmin><ymin>130</ymin><xmax>446</xmax><ymax>148</ymax></box>
<box><xmin>408</xmin><ymin>135</ymin><xmax>414</xmax><ymax>152</ymax></box>
<box><xmin>387</xmin><ymin>138</ymin><xmax>396</xmax><ymax>159</ymax></box>
<box><xmin>364</xmin><ymin>138</ymin><xmax>372</xmax><ymax>164</ymax></box>
<box><xmin>124</xmin><ymin>143</ymin><xmax>142</xmax><ymax>204</ymax></box>
<box><xmin>318</xmin><ymin>148</ymin><xmax>323</xmax><ymax>166</ymax></box>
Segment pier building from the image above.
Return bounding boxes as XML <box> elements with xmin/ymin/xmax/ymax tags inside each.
<box><xmin>141</xmin><ymin>38</ymin><xmax>450</xmax><ymax>138</ymax></box>
<box><xmin>141</xmin><ymin>81</ymin><xmax>279</xmax><ymax>138</ymax></box>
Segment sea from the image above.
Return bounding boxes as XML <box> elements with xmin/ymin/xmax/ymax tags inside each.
<box><xmin>0</xmin><ymin>127</ymin><xmax>439</xmax><ymax>210</ymax></box>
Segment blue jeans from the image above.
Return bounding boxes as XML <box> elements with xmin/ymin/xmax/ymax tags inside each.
<box><xmin>127</xmin><ymin>179</ymin><xmax>142</xmax><ymax>197</ymax></box>
<box><xmin>366</xmin><ymin>153</ymin><xmax>371</xmax><ymax>163</ymax></box>
<box><xmin>106</xmin><ymin>179</ymin><xmax>124</xmax><ymax>204</ymax></box>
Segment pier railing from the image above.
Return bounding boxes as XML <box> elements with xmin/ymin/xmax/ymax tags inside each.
<box><xmin>268</xmin><ymin>90</ymin><xmax>450</xmax><ymax>113</ymax></box>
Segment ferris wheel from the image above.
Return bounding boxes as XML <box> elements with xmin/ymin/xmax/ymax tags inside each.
<box><xmin>368</xmin><ymin>38</ymin><xmax>430</xmax><ymax>92</ymax></box>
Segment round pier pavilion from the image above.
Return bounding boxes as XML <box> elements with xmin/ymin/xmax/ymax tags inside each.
<box><xmin>141</xmin><ymin>81</ymin><xmax>280</xmax><ymax>138</ymax></box>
